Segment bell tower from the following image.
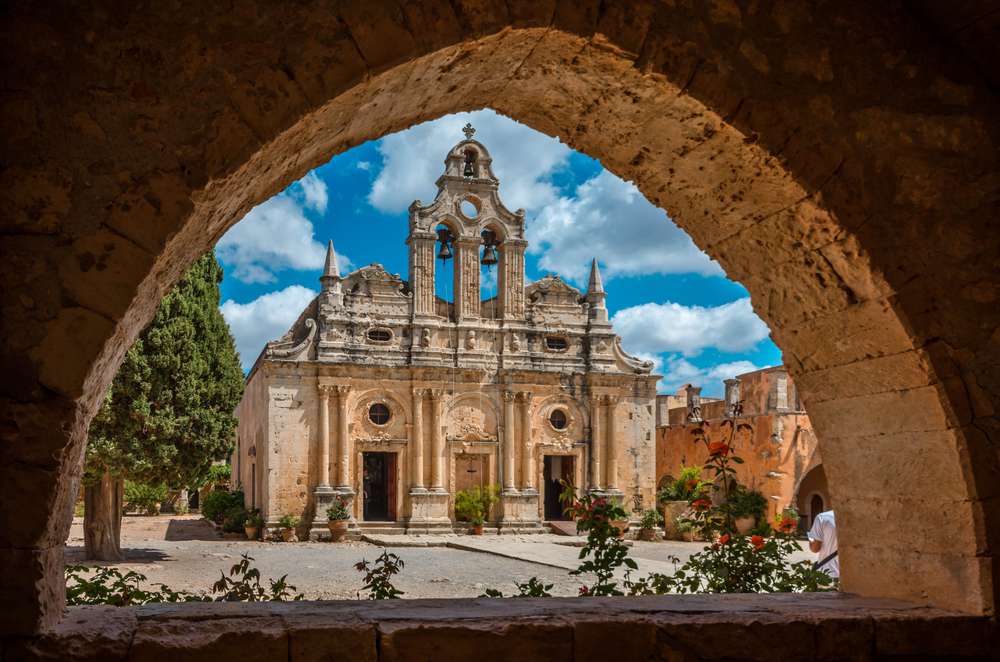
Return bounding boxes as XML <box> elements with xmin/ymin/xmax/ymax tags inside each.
<box><xmin>407</xmin><ymin>124</ymin><xmax>527</xmax><ymax>323</ymax></box>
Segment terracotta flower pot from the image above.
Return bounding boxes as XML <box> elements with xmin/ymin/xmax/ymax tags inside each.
<box><xmin>244</xmin><ymin>525</ymin><xmax>259</xmax><ymax>540</ymax></box>
<box><xmin>327</xmin><ymin>519</ymin><xmax>349</xmax><ymax>542</ymax></box>
<box><xmin>280</xmin><ymin>527</ymin><xmax>297</xmax><ymax>543</ymax></box>
<box><xmin>735</xmin><ymin>515</ymin><xmax>755</xmax><ymax>535</ymax></box>
<box><xmin>661</xmin><ymin>501</ymin><xmax>688</xmax><ymax>540</ymax></box>
<box><xmin>637</xmin><ymin>527</ymin><xmax>659</xmax><ymax>542</ymax></box>
<box><xmin>471</xmin><ymin>523</ymin><xmax>484</xmax><ymax>535</ymax></box>
<box><xmin>681</xmin><ymin>530</ymin><xmax>695</xmax><ymax>542</ymax></box>
<box><xmin>611</xmin><ymin>519</ymin><xmax>629</xmax><ymax>539</ymax></box>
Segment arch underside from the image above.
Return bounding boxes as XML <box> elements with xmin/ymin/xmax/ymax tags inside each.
<box><xmin>1</xmin><ymin>0</ymin><xmax>997</xmax><ymax>632</ymax></box>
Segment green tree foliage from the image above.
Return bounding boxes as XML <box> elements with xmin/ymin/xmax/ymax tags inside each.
<box><xmin>86</xmin><ymin>251</ymin><xmax>244</xmax><ymax>489</ymax></box>
<box><xmin>83</xmin><ymin>252</ymin><xmax>243</xmax><ymax>559</ymax></box>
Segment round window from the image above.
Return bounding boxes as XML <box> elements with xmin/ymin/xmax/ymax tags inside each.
<box><xmin>549</xmin><ymin>409</ymin><xmax>568</xmax><ymax>430</ymax></box>
<box><xmin>368</xmin><ymin>403</ymin><xmax>391</xmax><ymax>425</ymax></box>
<box><xmin>460</xmin><ymin>199</ymin><xmax>479</xmax><ymax>218</ymax></box>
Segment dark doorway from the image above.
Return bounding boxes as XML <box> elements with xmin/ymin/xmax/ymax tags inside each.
<box><xmin>543</xmin><ymin>455</ymin><xmax>574</xmax><ymax>520</ymax></box>
<box><xmin>809</xmin><ymin>493</ymin><xmax>825</xmax><ymax>529</ymax></box>
<box><xmin>362</xmin><ymin>452</ymin><xmax>397</xmax><ymax>521</ymax></box>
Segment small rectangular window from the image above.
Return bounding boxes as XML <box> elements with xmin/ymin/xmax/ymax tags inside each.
<box><xmin>367</xmin><ymin>328</ymin><xmax>392</xmax><ymax>342</ymax></box>
<box><xmin>545</xmin><ymin>336</ymin><xmax>568</xmax><ymax>351</ymax></box>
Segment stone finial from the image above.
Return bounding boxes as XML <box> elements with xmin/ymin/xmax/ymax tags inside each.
<box><xmin>462</xmin><ymin>122</ymin><xmax>475</xmax><ymax>140</ymax></box>
<box><xmin>320</xmin><ymin>239</ymin><xmax>341</xmax><ymax>291</ymax></box>
<box><xmin>587</xmin><ymin>258</ymin><xmax>605</xmax><ymax>296</ymax></box>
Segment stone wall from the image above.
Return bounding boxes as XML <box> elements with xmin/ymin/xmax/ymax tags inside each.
<box><xmin>1</xmin><ymin>0</ymin><xmax>998</xmax><ymax>632</ymax></box>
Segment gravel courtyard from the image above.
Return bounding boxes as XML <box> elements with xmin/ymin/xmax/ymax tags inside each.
<box><xmin>65</xmin><ymin>515</ymin><xmax>811</xmax><ymax>600</ymax></box>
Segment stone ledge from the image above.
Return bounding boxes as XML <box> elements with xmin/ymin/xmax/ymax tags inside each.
<box><xmin>1</xmin><ymin>594</ymin><xmax>995</xmax><ymax>661</ymax></box>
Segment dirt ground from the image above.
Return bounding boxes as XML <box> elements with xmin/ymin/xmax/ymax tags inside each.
<box><xmin>65</xmin><ymin>515</ymin><xmax>811</xmax><ymax>600</ymax></box>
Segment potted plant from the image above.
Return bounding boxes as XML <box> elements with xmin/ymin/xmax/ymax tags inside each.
<box><xmin>728</xmin><ymin>486</ymin><xmax>767</xmax><ymax>534</ymax></box>
<box><xmin>326</xmin><ymin>496</ymin><xmax>351</xmax><ymax>542</ymax></box>
<box><xmin>277</xmin><ymin>514</ymin><xmax>300</xmax><ymax>542</ymax></box>
<box><xmin>774</xmin><ymin>506</ymin><xmax>800</xmax><ymax>535</ymax></box>
<box><xmin>676</xmin><ymin>518</ymin><xmax>696</xmax><ymax>542</ymax></box>
<box><xmin>454</xmin><ymin>485</ymin><xmax>499</xmax><ymax>535</ymax></box>
<box><xmin>658</xmin><ymin>467</ymin><xmax>705</xmax><ymax>540</ymax></box>
<box><xmin>244</xmin><ymin>508</ymin><xmax>263</xmax><ymax>540</ymax></box>
<box><xmin>637</xmin><ymin>509</ymin><xmax>663</xmax><ymax>541</ymax></box>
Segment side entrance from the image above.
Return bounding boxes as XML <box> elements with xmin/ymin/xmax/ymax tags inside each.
<box><xmin>543</xmin><ymin>455</ymin><xmax>575</xmax><ymax>520</ymax></box>
<box><xmin>362</xmin><ymin>452</ymin><xmax>397</xmax><ymax>522</ymax></box>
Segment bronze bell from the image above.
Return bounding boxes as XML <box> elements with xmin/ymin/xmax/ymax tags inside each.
<box><xmin>436</xmin><ymin>228</ymin><xmax>453</xmax><ymax>261</ymax></box>
<box><xmin>463</xmin><ymin>157</ymin><xmax>475</xmax><ymax>178</ymax></box>
<box><xmin>481</xmin><ymin>244</ymin><xmax>498</xmax><ymax>266</ymax></box>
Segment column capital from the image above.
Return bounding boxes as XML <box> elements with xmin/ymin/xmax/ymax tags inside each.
<box><xmin>589</xmin><ymin>392</ymin><xmax>603</xmax><ymax>404</ymax></box>
<box><xmin>334</xmin><ymin>384</ymin><xmax>352</xmax><ymax>396</ymax></box>
<box><xmin>518</xmin><ymin>391</ymin><xmax>534</xmax><ymax>404</ymax></box>
<box><xmin>412</xmin><ymin>387</ymin><xmax>426</xmax><ymax>399</ymax></box>
<box><xmin>428</xmin><ymin>388</ymin><xmax>446</xmax><ymax>400</ymax></box>
<box><xmin>502</xmin><ymin>390</ymin><xmax>516</xmax><ymax>403</ymax></box>
<box><xmin>603</xmin><ymin>394</ymin><xmax>620</xmax><ymax>405</ymax></box>
<box><xmin>318</xmin><ymin>384</ymin><xmax>334</xmax><ymax>397</ymax></box>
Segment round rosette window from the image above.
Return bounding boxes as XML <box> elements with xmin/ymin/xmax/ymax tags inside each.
<box><xmin>548</xmin><ymin>409</ymin><xmax>568</xmax><ymax>430</ymax></box>
<box><xmin>368</xmin><ymin>403</ymin><xmax>391</xmax><ymax>426</ymax></box>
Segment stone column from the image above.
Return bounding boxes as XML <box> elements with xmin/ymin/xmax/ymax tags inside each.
<box><xmin>335</xmin><ymin>385</ymin><xmax>353</xmax><ymax>490</ymax></box>
<box><xmin>410</xmin><ymin>388</ymin><xmax>425</xmax><ymax>492</ymax></box>
<box><xmin>429</xmin><ymin>389</ymin><xmax>445</xmax><ymax>492</ymax></box>
<box><xmin>455</xmin><ymin>237</ymin><xmax>481</xmax><ymax>320</ymax></box>
<box><xmin>502</xmin><ymin>391</ymin><xmax>518</xmax><ymax>493</ymax></box>
<box><xmin>408</xmin><ymin>231</ymin><xmax>437</xmax><ymax>317</ymax></box>
<box><xmin>589</xmin><ymin>393</ymin><xmax>603</xmax><ymax>491</ymax></box>
<box><xmin>519</xmin><ymin>392</ymin><xmax>535</xmax><ymax>492</ymax></box>
<box><xmin>316</xmin><ymin>385</ymin><xmax>333</xmax><ymax>491</ymax></box>
<box><xmin>604</xmin><ymin>395</ymin><xmax>620</xmax><ymax>492</ymax></box>
<box><xmin>500</xmin><ymin>239</ymin><xmax>527</xmax><ymax>320</ymax></box>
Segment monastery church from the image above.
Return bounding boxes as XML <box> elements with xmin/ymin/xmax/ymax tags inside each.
<box><xmin>233</xmin><ymin>125</ymin><xmax>659</xmax><ymax>536</ymax></box>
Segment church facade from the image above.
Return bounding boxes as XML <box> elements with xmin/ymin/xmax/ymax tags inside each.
<box><xmin>232</xmin><ymin>126</ymin><xmax>659</xmax><ymax>537</ymax></box>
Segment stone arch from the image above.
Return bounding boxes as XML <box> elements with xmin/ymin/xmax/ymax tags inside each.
<box><xmin>1</xmin><ymin>1</ymin><xmax>998</xmax><ymax>631</ymax></box>
<box><xmin>351</xmin><ymin>388</ymin><xmax>410</xmax><ymax>427</ymax></box>
<box><xmin>534</xmin><ymin>393</ymin><xmax>586</xmax><ymax>441</ymax></box>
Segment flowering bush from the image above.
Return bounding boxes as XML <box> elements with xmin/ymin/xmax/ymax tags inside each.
<box><xmin>657</xmin><ymin>466</ymin><xmax>708</xmax><ymax>502</ymax></box>
<box><xmin>326</xmin><ymin>495</ymin><xmax>350</xmax><ymax>521</ymax></box>
<box><xmin>559</xmin><ymin>481</ymin><xmax>637</xmax><ymax>596</ymax></box>
<box><xmin>656</xmin><ymin>402</ymin><xmax>835</xmax><ymax>594</ymax></box>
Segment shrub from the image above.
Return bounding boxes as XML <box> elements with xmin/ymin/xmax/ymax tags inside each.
<box><xmin>278</xmin><ymin>514</ymin><xmax>300</xmax><ymax>529</ymax></box>
<box><xmin>454</xmin><ymin>485</ymin><xmax>499</xmax><ymax>526</ymax></box>
<box><xmin>355</xmin><ymin>550</ymin><xmax>404</xmax><ymax>599</ymax></box>
<box><xmin>202</xmin><ymin>489</ymin><xmax>243</xmax><ymax>524</ymax></box>
<box><xmin>560</xmin><ymin>483</ymin><xmax>636</xmax><ymax>596</ymax></box>
<box><xmin>124</xmin><ymin>481</ymin><xmax>169</xmax><ymax>515</ymax></box>
<box><xmin>200</xmin><ymin>463</ymin><xmax>232</xmax><ymax>489</ymax></box>
<box><xmin>657</xmin><ymin>466</ymin><xmax>707</xmax><ymax>503</ymax></box>
<box><xmin>211</xmin><ymin>553</ymin><xmax>303</xmax><ymax>601</ymax></box>
<box><xmin>728</xmin><ymin>486</ymin><xmax>768</xmax><ymax>520</ymax></box>
<box><xmin>245</xmin><ymin>508</ymin><xmax>264</xmax><ymax>528</ymax></box>
<box><xmin>222</xmin><ymin>505</ymin><xmax>248</xmax><ymax>533</ymax></box>
<box><xmin>639</xmin><ymin>509</ymin><xmax>664</xmax><ymax>530</ymax></box>
<box><xmin>173</xmin><ymin>500</ymin><xmax>190</xmax><ymax>515</ymax></box>
<box><xmin>482</xmin><ymin>577</ymin><xmax>554</xmax><ymax>598</ymax></box>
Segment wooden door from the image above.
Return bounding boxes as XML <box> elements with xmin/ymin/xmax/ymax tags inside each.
<box><xmin>454</xmin><ymin>454</ymin><xmax>487</xmax><ymax>521</ymax></box>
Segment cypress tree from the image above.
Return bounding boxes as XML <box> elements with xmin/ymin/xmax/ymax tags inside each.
<box><xmin>83</xmin><ymin>251</ymin><xmax>244</xmax><ymax>560</ymax></box>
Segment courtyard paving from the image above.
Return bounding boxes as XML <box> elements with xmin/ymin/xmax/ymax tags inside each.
<box><xmin>65</xmin><ymin>515</ymin><xmax>812</xmax><ymax>599</ymax></box>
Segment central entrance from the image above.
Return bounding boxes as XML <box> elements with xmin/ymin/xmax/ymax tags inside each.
<box><xmin>543</xmin><ymin>455</ymin><xmax>575</xmax><ymax>520</ymax></box>
<box><xmin>362</xmin><ymin>452</ymin><xmax>397</xmax><ymax>521</ymax></box>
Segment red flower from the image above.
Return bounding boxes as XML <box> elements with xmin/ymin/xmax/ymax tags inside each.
<box><xmin>718</xmin><ymin>533</ymin><xmax>730</xmax><ymax>545</ymax></box>
<box><xmin>685</xmin><ymin>479</ymin><xmax>699</xmax><ymax>491</ymax></box>
<box><xmin>691</xmin><ymin>498</ymin><xmax>711</xmax><ymax>512</ymax></box>
<box><xmin>708</xmin><ymin>441</ymin><xmax>730</xmax><ymax>456</ymax></box>
<box><xmin>777</xmin><ymin>517</ymin><xmax>798</xmax><ymax>533</ymax></box>
<box><xmin>578</xmin><ymin>586</ymin><xmax>591</xmax><ymax>596</ymax></box>
<box><xmin>750</xmin><ymin>535</ymin><xmax>765</xmax><ymax>550</ymax></box>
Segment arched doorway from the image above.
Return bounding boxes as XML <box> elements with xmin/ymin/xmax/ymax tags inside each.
<box><xmin>2</xmin><ymin>1</ymin><xmax>997</xmax><ymax>632</ymax></box>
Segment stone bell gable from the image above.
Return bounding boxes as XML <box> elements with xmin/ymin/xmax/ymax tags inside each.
<box><xmin>234</xmin><ymin>125</ymin><xmax>659</xmax><ymax>538</ymax></box>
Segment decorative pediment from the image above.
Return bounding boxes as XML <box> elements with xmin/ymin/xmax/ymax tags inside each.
<box><xmin>526</xmin><ymin>275</ymin><xmax>582</xmax><ymax>306</ymax></box>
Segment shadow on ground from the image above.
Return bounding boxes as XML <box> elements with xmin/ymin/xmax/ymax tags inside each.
<box><xmin>64</xmin><ymin>546</ymin><xmax>172</xmax><ymax>565</ymax></box>
<box><xmin>165</xmin><ymin>518</ymin><xmax>223</xmax><ymax>541</ymax></box>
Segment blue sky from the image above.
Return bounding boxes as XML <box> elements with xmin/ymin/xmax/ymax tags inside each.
<box><xmin>217</xmin><ymin>110</ymin><xmax>781</xmax><ymax>396</ymax></box>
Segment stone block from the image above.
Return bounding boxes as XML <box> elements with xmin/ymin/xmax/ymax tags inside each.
<box><xmin>2</xmin><ymin>606</ymin><xmax>136</xmax><ymax>661</ymax></box>
<box><xmin>378</xmin><ymin>620</ymin><xmax>574</xmax><ymax>662</ymax></box>
<box><xmin>130</xmin><ymin>616</ymin><xmax>287</xmax><ymax>662</ymax></box>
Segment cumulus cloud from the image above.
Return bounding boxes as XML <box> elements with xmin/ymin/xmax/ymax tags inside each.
<box><xmin>612</xmin><ymin>297</ymin><xmax>770</xmax><ymax>358</ymax></box>
<box><xmin>369</xmin><ymin>109</ymin><xmax>571</xmax><ymax>214</ymax></box>
<box><xmin>220</xmin><ymin>285</ymin><xmax>318</xmax><ymax>371</ymax></box>
<box><xmin>528</xmin><ymin>170</ymin><xmax>722</xmax><ymax>284</ymax></box>
<box><xmin>356</xmin><ymin>161</ymin><xmax>371</xmax><ymax>171</ymax></box>
<box><xmin>217</xmin><ymin>174</ymin><xmax>349</xmax><ymax>284</ymax></box>
<box><xmin>656</xmin><ymin>357</ymin><xmax>762</xmax><ymax>396</ymax></box>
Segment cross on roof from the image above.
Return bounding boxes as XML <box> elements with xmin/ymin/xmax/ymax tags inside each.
<box><xmin>462</xmin><ymin>122</ymin><xmax>475</xmax><ymax>140</ymax></box>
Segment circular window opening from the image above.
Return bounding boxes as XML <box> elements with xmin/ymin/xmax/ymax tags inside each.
<box><xmin>549</xmin><ymin>409</ymin><xmax>568</xmax><ymax>430</ymax></box>
<box><xmin>460</xmin><ymin>199</ymin><xmax>479</xmax><ymax>218</ymax></box>
<box><xmin>369</xmin><ymin>403</ymin><xmax>391</xmax><ymax>426</ymax></box>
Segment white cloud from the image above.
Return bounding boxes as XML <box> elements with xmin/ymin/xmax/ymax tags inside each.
<box><xmin>356</xmin><ymin>161</ymin><xmax>371</xmax><ymax>171</ymax></box>
<box><xmin>220</xmin><ymin>285</ymin><xmax>317</xmax><ymax>371</ymax></box>
<box><xmin>656</xmin><ymin>357</ymin><xmax>762</xmax><ymax>396</ymax></box>
<box><xmin>297</xmin><ymin>172</ymin><xmax>328</xmax><ymax>214</ymax></box>
<box><xmin>369</xmin><ymin>109</ymin><xmax>572</xmax><ymax>214</ymax></box>
<box><xmin>612</xmin><ymin>297</ymin><xmax>770</xmax><ymax>357</ymax></box>
<box><xmin>528</xmin><ymin>170</ymin><xmax>722</xmax><ymax>284</ymax></box>
<box><xmin>217</xmin><ymin>174</ymin><xmax>349</xmax><ymax>284</ymax></box>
